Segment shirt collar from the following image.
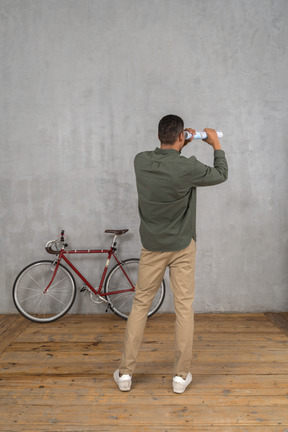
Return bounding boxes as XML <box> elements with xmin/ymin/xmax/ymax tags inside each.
<box><xmin>155</xmin><ymin>147</ymin><xmax>180</xmax><ymax>155</ymax></box>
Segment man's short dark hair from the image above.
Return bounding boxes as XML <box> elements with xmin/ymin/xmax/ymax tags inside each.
<box><xmin>158</xmin><ymin>115</ymin><xmax>184</xmax><ymax>145</ymax></box>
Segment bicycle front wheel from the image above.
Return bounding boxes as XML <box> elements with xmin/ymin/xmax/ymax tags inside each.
<box><xmin>104</xmin><ymin>258</ymin><xmax>165</xmax><ymax>320</ymax></box>
<box><xmin>13</xmin><ymin>260</ymin><xmax>76</xmax><ymax>323</ymax></box>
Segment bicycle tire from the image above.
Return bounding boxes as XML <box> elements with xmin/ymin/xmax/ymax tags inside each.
<box><xmin>104</xmin><ymin>258</ymin><xmax>165</xmax><ymax>320</ymax></box>
<box><xmin>13</xmin><ymin>260</ymin><xmax>76</xmax><ymax>323</ymax></box>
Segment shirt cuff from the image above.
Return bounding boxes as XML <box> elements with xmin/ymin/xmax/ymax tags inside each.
<box><xmin>214</xmin><ymin>149</ymin><xmax>225</xmax><ymax>156</ymax></box>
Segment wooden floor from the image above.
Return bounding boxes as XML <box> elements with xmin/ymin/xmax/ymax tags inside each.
<box><xmin>0</xmin><ymin>313</ymin><xmax>288</xmax><ymax>431</ymax></box>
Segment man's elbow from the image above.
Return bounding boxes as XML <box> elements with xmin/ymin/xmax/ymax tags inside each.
<box><xmin>216</xmin><ymin>167</ymin><xmax>228</xmax><ymax>183</ymax></box>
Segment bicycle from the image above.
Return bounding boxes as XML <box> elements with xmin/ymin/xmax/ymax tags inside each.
<box><xmin>13</xmin><ymin>229</ymin><xmax>166</xmax><ymax>323</ymax></box>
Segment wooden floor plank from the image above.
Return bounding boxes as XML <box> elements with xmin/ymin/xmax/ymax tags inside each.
<box><xmin>4</xmin><ymin>339</ymin><xmax>288</xmax><ymax>352</ymax></box>
<box><xmin>1</xmin><ymin>373</ymin><xmax>288</xmax><ymax>394</ymax></box>
<box><xmin>1</xmin><ymin>345</ymin><xmax>288</xmax><ymax>366</ymax></box>
<box><xmin>1</xmin><ymin>404</ymin><xmax>288</xmax><ymax>427</ymax></box>
<box><xmin>16</xmin><ymin>330</ymin><xmax>288</xmax><ymax>343</ymax></box>
<box><xmin>0</xmin><ymin>427</ymin><xmax>286</xmax><ymax>432</ymax></box>
<box><xmin>265</xmin><ymin>312</ymin><xmax>288</xmax><ymax>337</ymax></box>
<box><xmin>0</xmin><ymin>315</ymin><xmax>30</xmax><ymax>354</ymax></box>
<box><xmin>1</xmin><ymin>390</ymin><xmax>288</xmax><ymax>407</ymax></box>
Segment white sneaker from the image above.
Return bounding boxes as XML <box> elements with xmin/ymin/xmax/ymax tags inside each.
<box><xmin>113</xmin><ymin>369</ymin><xmax>132</xmax><ymax>392</ymax></box>
<box><xmin>173</xmin><ymin>372</ymin><xmax>192</xmax><ymax>394</ymax></box>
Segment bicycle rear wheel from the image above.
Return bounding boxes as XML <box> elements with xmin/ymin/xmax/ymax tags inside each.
<box><xmin>104</xmin><ymin>258</ymin><xmax>165</xmax><ymax>320</ymax></box>
<box><xmin>13</xmin><ymin>260</ymin><xmax>76</xmax><ymax>323</ymax></box>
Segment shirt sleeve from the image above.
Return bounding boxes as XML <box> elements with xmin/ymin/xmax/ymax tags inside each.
<box><xmin>189</xmin><ymin>150</ymin><xmax>228</xmax><ymax>186</ymax></box>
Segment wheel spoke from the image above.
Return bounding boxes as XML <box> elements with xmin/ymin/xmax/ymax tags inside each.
<box><xmin>27</xmin><ymin>273</ymin><xmax>42</xmax><ymax>288</ymax></box>
<box><xmin>35</xmin><ymin>294</ymin><xmax>46</xmax><ymax>314</ymax></box>
<box><xmin>46</xmin><ymin>288</ymin><xmax>74</xmax><ymax>294</ymax></box>
<box><xmin>19</xmin><ymin>292</ymin><xmax>42</xmax><ymax>303</ymax></box>
<box><xmin>45</xmin><ymin>292</ymin><xmax>67</xmax><ymax>306</ymax></box>
<box><xmin>49</xmin><ymin>276</ymin><xmax>68</xmax><ymax>290</ymax></box>
<box><xmin>114</xmin><ymin>294</ymin><xmax>132</xmax><ymax>310</ymax></box>
<box><xmin>20</xmin><ymin>287</ymin><xmax>42</xmax><ymax>293</ymax></box>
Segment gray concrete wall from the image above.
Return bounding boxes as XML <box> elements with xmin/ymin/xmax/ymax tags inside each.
<box><xmin>1</xmin><ymin>0</ymin><xmax>287</xmax><ymax>314</ymax></box>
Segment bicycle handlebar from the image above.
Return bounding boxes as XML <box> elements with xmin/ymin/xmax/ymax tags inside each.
<box><xmin>45</xmin><ymin>241</ymin><xmax>62</xmax><ymax>254</ymax></box>
<box><xmin>45</xmin><ymin>229</ymin><xmax>68</xmax><ymax>254</ymax></box>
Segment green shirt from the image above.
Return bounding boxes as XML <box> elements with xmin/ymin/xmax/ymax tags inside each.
<box><xmin>134</xmin><ymin>147</ymin><xmax>228</xmax><ymax>252</ymax></box>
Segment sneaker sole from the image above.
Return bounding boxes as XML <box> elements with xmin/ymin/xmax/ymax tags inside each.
<box><xmin>173</xmin><ymin>382</ymin><xmax>188</xmax><ymax>393</ymax></box>
<box><xmin>118</xmin><ymin>381</ymin><xmax>131</xmax><ymax>391</ymax></box>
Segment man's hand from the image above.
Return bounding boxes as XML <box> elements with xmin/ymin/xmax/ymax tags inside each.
<box><xmin>183</xmin><ymin>128</ymin><xmax>196</xmax><ymax>147</ymax></box>
<box><xmin>203</xmin><ymin>128</ymin><xmax>221</xmax><ymax>150</ymax></box>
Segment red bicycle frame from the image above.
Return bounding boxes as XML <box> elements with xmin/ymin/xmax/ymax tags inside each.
<box><xmin>44</xmin><ymin>246</ymin><xmax>135</xmax><ymax>297</ymax></box>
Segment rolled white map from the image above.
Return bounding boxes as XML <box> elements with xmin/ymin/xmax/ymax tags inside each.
<box><xmin>184</xmin><ymin>131</ymin><xmax>223</xmax><ymax>140</ymax></box>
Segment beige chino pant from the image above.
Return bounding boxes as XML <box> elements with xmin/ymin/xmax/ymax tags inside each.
<box><xmin>119</xmin><ymin>238</ymin><xmax>196</xmax><ymax>378</ymax></box>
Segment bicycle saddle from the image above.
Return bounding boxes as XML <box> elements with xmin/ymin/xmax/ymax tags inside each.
<box><xmin>104</xmin><ymin>229</ymin><xmax>129</xmax><ymax>235</ymax></box>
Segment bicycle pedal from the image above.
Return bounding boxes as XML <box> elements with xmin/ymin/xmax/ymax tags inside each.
<box><xmin>80</xmin><ymin>286</ymin><xmax>87</xmax><ymax>292</ymax></box>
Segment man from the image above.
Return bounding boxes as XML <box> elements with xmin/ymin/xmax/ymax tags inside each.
<box><xmin>114</xmin><ymin>114</ymin><xmax>228</xmax><ymax>393</ymax></box>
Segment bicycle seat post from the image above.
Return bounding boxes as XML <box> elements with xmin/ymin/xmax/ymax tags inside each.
<box><xmin>111</xmin><ymin>235</ymin><xmax>118</xmax><ymax>250</ymax></box>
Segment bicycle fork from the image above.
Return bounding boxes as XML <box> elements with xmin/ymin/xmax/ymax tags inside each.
<box><xmin>43</xmin><ymin>257</ymin><xmax>63</xmax><ymax>293</ymax></box>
